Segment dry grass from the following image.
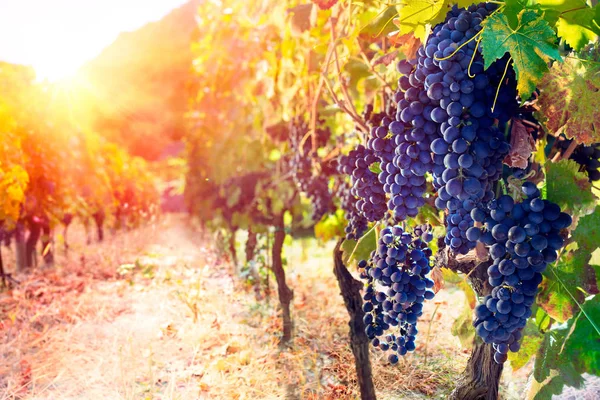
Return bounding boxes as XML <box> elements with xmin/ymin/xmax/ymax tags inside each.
<box><xmin>0</xmin><ymin>215</ymin><xmax>523</xmax><ymax>399</ymax></box>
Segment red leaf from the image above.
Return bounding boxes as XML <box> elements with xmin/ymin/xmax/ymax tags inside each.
<box><xmin>430</xmin><ymin>266</ymin><xmax>444</xmax><ymax>293</ymax></box>
<box><xmin>504</xmin><ymin>119</ymin><xmax>535</xmax><ymax>169</ymax></box>
<box><xmin>373</xmin><ymin>50</ymin><xmax>399</xmax><ymax>67</ymax></box>
<box><xmin>388</xmin><ymin>31</ymin><xmax>421</xmax><ymax>59</ymax></box>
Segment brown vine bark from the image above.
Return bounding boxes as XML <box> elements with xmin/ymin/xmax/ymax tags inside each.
<box><xmin>333</xmin><ymin>239</ymin><xmax>377</xmax><ymax>400</ymax></box>
<box><xmin>0</xmin><ymin>244</ymin><xmax>5</xmax><ymax>288</ymax></box>
<box><xmin>25</xmin><ymin>217</ymin><xmax>41</xmax><ymax>268</ymax></box>
<box><xmin>228</xmin><ymin>226</ymin><xmax>238</xmax><ymax>274</ymax></box>
<box><xmin>245</xmin><ymin>228</ymin><xmax>258</xmax><ymax>263</ymax></box>
<box><xmin>93</xmin><ymin>210</ymin><xmax>105</xmax><ymax>242</ymax></box>
<box><xmin>271</xmin><ymin>213</ymin><xmax>293</xmax><ymax>344</ymax></box>
<box><xmin>435</xmin><ymin>245</ymin><xmax>503</xmax><ymax>400</ymax></box>
<box><xmin>245</xmin><ymin>228</ymin><xmax>262</xmax><ymax>300</ymax></box>
<box><xmin>41</xmin><ymin>218</ymin><xmax>54</xmax><ymax>267</ymax></box>
<box><xmin>15</xmin><ymin>222</ymin><xmax>26</xmax><ymax>272</ymax></box>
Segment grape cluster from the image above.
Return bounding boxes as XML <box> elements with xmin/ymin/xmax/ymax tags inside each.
<box><xmin>359</xmin><ymin>225</ymin><xmax>435</xmax><ymax>364</ymax></box>
<box><xmin>468</xmin><ymin>182</ymin><xmax>572</xmax><ymax>363</ymax></box>
<box><xmin>401</xmin><ymin>4</ymin><xmax>518</xmax><ymax>254</ymax></box>
<box><xmin>336</xmin><ymin>182</ymin><xmax>369</xmax><ymax>240</ymax></box>
<box><xmin>338</xmin><ymin>146</ymin><xmax>387</xmax><ymax>222</ymax></box>
<box><xmin>557</xmin><ymin>139</ymin><xmax>600</xmax><ymax>182</ymax></box>
<box><xmin>287</xmin><ymin>119</ymin><xmax>335</xmax><ymax>221</ymax></box>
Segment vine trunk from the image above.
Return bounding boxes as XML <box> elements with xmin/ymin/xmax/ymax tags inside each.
<box><xmin>333</xmin><ymin>239</ymin><xmax>377</xmax><ymax>400</ymax></box>
<box><xmin>271</xmin><ymin>213</ymin><xmax>293</xmax><ymax>344</ymax></box>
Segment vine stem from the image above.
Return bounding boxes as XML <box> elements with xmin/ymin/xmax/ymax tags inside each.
<box><xmin>560</xmin><ymin>139</ymin><xmax>578</xmax><ymax>160</ymax></box>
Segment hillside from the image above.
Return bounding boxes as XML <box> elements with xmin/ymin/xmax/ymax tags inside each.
<box><xmin>76</xmin><ymin>0</ymin><xmax>201</xmax><ymax>160</ymax></box>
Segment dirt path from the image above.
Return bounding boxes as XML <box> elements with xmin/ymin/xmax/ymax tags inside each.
<box><xmin>1</xmin><ymin>216</ymin><xmax>479</xmax><ymax>400</ymax></box>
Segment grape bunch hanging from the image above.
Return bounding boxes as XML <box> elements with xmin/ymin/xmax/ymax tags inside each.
<box><xmin>336</xmin><ymin>2</ymin><xmax>574</xmax><ymax>365</ymax></box>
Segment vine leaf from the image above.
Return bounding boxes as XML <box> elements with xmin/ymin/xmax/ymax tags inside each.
<box><xmin>556</xmin><ymin>5</ymin><xmax>600</xmax><ymax>50</ymax></box>
<box><xmin>545</xmin><ymin>159</ymin><xmax>595</xmax><ymax>213</ymax></box>
<box><xmin>507</xmin><ymin>319</ymin><xmax>543</xmax><ymax>371</ymax></box>
<box><xmin>373</xmin><ymin>50</ymin><xmax>399</xmax><ymax>67</ymax></box>
<box><xmin>361</xmin><ymin>6</ymin><xmax>399</xmax><ymax>38</ymax></box>
<box><xmin>481</xmin><ymin>10</ymin><xmax>562</xmax><ymax>99</ymax></box>
<box><xmin>528</xmin><ymin>296</ymin><xmax>600</xmax><ymax>399</ymax></box>
<box><xmin>504</xmin><ymin>119</ymin><xmax>535</xmax><ymax>169</ymax></box>
<box><xmin>288</xmin><ymin>4</ymin><xmax>317</xmax><ymax>36</ymax></box>
<box><xmin>538</xmin><ymin>251</ymin><xmax>598</xmax><ymax>322</ymax></box>
<box><xmin>537</xmin><ymin>0</ymin><xmax>600</xmax><ymax>50</ymax></box>
<box><xmin>388</xmin><ymin>30</ymin><xmax>422</xmax><ymax>59</ymax></box>
<box><xmin>536</xmin><ymin>57</ymin><xmax>600</xmax><ymax>145</ymax></box>
<box><xmin>395</xmin><ymin>0</ymin><xmax>462</xmax><ymax>42</ymax></box>
<box><xmin>341</xmin><ymin>225</ymin><xmax>377</xmax><ymax>264</ymax></box>
<box><xmin>572</xmin><ymin>205</ymin><xmax>600</xmax><ymax>254</ymax></box>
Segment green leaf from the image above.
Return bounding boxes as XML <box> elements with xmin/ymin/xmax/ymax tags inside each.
<box><xmin>536</xmin><ymin>56</ymin><xmax>600</xmax><ymax>145</ymax></box>
<box><xmin>395</xmin><ymin>0</ymin><xmax>453</xmax><ymax>42</ymax></box>
<box><xmin>529</xmin><ymin>296</ymin><xmax>600</xmax><ymax>399</ymax></box>
<box><xmin>573</xmin><ymin>206</ymin><xmax>600</xmax><ymax>254</ymax></box>
<box><xmin>341</xmin><ymin>226</ymin><xmax>376</xmax><ymax>264</ymax></box>
<box><xmin>481</xmin><ymin>10</ymin><xmax>562</xmax><ymax>99</ymax></box>
<box><xmin>508</xmin><ymin>319</ymin><xmax>544</xmax><ymax>370</ymax></box>
<box><xmin>538</xmin><ymin>251</ymin><xmax>597</xmax><ymax>322</ymax></box>
<box><xmin>537</xmin><ymin>0</ymin><xmax>600</xmax><ymax>50</ymax></box>
<box><xmin>451</xmin><ymin>298</ymin><xmax>475</xmax><ymax>348</ymax></box>
<box><xmin>556</xmin><ymin>5</ymin><xmax>600</xmax><ymax>50</ymax></box>
<box><xmin>545</xmin><ymin>159</ymin><xmax>595</xmax><ymax>213</ymax></box>
<box><xmin>360</xmin><ymin>6</ymin><xmax>399</xmax><ymax>38</ymax></box>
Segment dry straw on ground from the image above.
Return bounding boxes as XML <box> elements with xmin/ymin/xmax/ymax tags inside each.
<box><xmin>1</xmin><ymin>215</ymin><xmax>526</xmax><ymax>400</ymax></box>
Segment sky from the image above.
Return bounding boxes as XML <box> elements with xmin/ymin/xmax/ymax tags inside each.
<box><xmin>0</xmin><ymin>0</ymin><xmax>189</xmax><ymax>81</ymax></box>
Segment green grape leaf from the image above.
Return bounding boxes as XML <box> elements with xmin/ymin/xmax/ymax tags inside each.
<box><xmin>545</xmin><ymin>159</ymin><xmax>595</xmax><ymax>213</ymax></box>
<box><xmin>536</xmin><ymin>57</ymin><xmax>600</xmax><ymax>145</ymax></box>
<box><xmin>572</xmin><ymin>205</ymin><xmax>600</xmax><ymax>253</ymax></box>
<box><xmin>481</xmin><ymin>10</ymin><xmax>562</xmax><ymax>99</ymax></box>
<box><xmin>395</xmin><ymin>0</ymin><xmax>457</xmax><ymax>42</ymax></box>
<box><xmin>538</xmin><ymin>250</ymin><xmax>597</xmax><ymax>322</ymax></box>
<box><xmin>361</xmin><ymin>6</ymin><xmax>399</xmax><ymax>38</ymax></box>
<box><xmin>451</xmin><ymin>299</ymin><xmax>475</xmax><ymax>348</ymax></box>
<box><xmin>341</xmin><ymin>225</ymin><xmax>376</xmax><ymax>264</ymax></box>
<box><xmin>556</xmin><ymin>5</ymin><xmax>600</xmax><ymax>50</ymax></box>
<box><xmin>508</xmin><ymin>319</ymin><xmax>543</xmax><ymax>370</ymax></box>
<box><xmin>529</xmin><ymin>296</ymin><xmax>600</xmax><ymax>399</ymax></box>
<box><xmin>537</xmin><ymin>0</ymin><xmax>600</xmax><ymax>50</ymax></box>
<box><xmin>314</xmin><ymin>209</ymin><xmax>346</xmax><ymax>242</ymax></box>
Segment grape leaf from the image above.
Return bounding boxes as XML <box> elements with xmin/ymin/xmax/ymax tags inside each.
<box><xmin>395</xmin><ymin>0</ymin><xmax>458</xmax><ymax>42</ymax></box>
<box><xmin>555</xmin><ymin>5</ymin><xmax>600</xmax><ymax>50</ymax></box>
<box><xmin>545</xmin><ymin>159</ymin><xmax>595</xmax><ymax>213</ymax></box>
<box><xmin>288</xmin><ymin>4</ymin><xmax>317</xmax><ymax>36</ymax></box>
<box><xmin>341</xmin><ymin>226</ymin><xmax>376</xmax><ymax>264</ymax></box>
<box><xmin>481</xmin><ymin>10</ymin><xmax>562</xmax><ymax>99</ymax></box>
<box><xmin>537</xmin><ymin>0</ymin><xmax>600</xmax><ymax>50</ymax></box>
<box><xmin>539</xmin><ymin>250</ymin><xmax>597</xmax><ymax>322</ymax></box>
<box><xmin>536</xmin><ymin>57</ymin><xmax>600</xmax><ymax>145</ymax></box>
<box><xmin>451</xmin><ymin>299</ymin><xmax>475</xmax><ymax>347</ymax></box>
<box><xmin>529</xmin><ymin>296</ymin><xmax>600</xmax><ymax>400</ymax></box>
<box><xmin>572</xmin><ymin>205</ymin><xmax>600</xmax><ymax>254</ymax></box>
<box><xmin>361</xmin><ymin>6</ymin><xmax>399</xmax><ymax>38</ymax></box>
<box><xmin>507</xmin><ymin>319</ymin><xmax>543</xmax><ymax>371</ymax></box>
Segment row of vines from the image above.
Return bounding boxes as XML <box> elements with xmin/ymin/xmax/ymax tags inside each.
<box><xmin>185</xmin><ymin>0</ymin><xmax>599</xmax><ymax>399</ymax></box>
<box><xmin>0</xmin><ymin>63</ymin><xmax>159</xmax><ymax>282</ymax></box>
